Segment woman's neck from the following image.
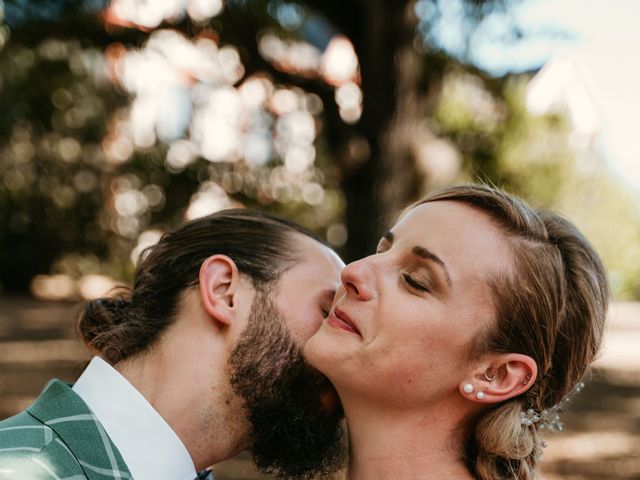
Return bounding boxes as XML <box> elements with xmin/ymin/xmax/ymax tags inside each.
<box><xmin>342</xmin><ymin>397</ymin><xmax>473</xmax><ymax>480</ymax></box>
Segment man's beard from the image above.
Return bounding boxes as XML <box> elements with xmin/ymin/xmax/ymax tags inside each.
<box><xmin>228</xmin><ymin>289</ymin><xmax>346</xmax><ymax>479</ymax></box>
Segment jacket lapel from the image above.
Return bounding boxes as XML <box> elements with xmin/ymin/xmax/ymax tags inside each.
<box><xmin>27</xmin><ymin>380</ymin><xmax>133</xmax><ymax>480</ymax></box>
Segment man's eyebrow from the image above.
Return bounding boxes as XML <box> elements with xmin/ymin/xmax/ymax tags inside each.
<box><xmin>412</xmin><ymin>246</ymin><xmax>452</xmax><ymax>288</ymax></box>
<box><xmin>383</xmin><ymin>231</ymin><xmax>452</xmax><ymax>288</ymax></box>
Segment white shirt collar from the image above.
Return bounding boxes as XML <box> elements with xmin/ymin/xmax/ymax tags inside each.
<box><xmin>73</xmin><ymin>356</ymin><xmax>197</xmax><ymax>480</ymax></box>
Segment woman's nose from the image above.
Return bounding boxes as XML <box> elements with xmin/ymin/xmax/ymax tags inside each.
<box><xmin>340</xmin><ymin>257</ymin><xmax>375</xmax><ymax>301</ymax></box>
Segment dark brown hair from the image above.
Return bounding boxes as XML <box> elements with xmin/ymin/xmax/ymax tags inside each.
<box><xmin>415</xmin><ymin>184</ymin><xmax>609</xmax><ymax>480</ymax></box>
<box><xmin>78</xmin><ymin>209</ymin><xmax>322</xmax><ymax>365</ymax></box>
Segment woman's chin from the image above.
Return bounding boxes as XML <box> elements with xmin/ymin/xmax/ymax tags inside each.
<box><xmin>304</xmin><ymin>325</ymin><xmax>341</xmax><ymax>374</ymax></box>
<box><xmin>303</xmin><ymin>328</ymin><xmax>327</xmax><ymax>367</ymax></box>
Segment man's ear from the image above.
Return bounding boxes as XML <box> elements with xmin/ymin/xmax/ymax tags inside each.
<box><xmin>199</xmin><ymin>255</ymin><xmax>241</xmax><ymax>327</ymax></box>
<box><xmin>459</xmin><ymin>353</ymin><xmax>538</xmax><ymax>404</ymax></box>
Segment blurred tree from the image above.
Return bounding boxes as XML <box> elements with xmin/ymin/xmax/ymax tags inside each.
<box><xmin>432</xmin><ymin>72</ymin><xmax>640</xmax><ymax>299</ymax></box>
<box><xmin>233</xmin><ymin>0</ymin><xmax>511</xmax><ymax>260</ymax></box>
<box><xmin>3</xmin><ymin>0</ymin><xmax>638</xmax><ymax>300</ymax></box>
<box><xmin>0</xmin><ymin>0</ymin><xmax>511</xmax><ymax>292</ymax></box>
<box><xmin>0</xmin><ymin>0</ymin><xmax>126</xmax><ymax>291</ymax></box>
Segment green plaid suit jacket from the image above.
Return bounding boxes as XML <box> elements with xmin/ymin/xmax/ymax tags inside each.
<box><xmin>0</xmin><ymin>379</ymin><xmax>133</xmax><ymax>479</ymax></box>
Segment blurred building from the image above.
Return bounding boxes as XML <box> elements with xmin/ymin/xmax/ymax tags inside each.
<box><xmin>526</xmin><ymin>52</ymin><xmax>640</xmax><ymax>190</ymax></box>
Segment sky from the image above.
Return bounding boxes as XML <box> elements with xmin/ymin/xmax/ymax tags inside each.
<box><xmin>469</xmin><ymin>0</ymin><xmax>640</xmax><ymax>191</ymax></box>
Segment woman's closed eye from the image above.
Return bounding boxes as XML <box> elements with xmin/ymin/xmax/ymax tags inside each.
<box><xmin>402</xmin><ymin>273</ymin><xmax>431</xmax><ymax>293</ymax></box>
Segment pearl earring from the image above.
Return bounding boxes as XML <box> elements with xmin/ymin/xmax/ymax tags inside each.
<box><xmin>476</xmin><ymin>391</ymin><xmax>485</xmax><ymax>400</ymax></box>
<box><xmin>463</xmin><ymin>383</ymin><xmax>474</xmax><ymax>394</ymax></box>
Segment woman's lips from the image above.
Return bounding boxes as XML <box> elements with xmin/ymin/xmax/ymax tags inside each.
<box><xmin>327</xmin><ymin>307</ymin><xmax>361</xmax><ymax>336</ymax></box>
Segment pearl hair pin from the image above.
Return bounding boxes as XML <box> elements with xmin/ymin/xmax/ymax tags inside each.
<box><xmin>520</xmin><ymin>382</ymin><xmax>585</xmax><ymax>432</ymax></box>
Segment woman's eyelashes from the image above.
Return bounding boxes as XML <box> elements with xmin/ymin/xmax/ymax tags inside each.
<box><xmin>375</xmin><ymin>239</ymin><xmax>390</xmax><ymax>254</ymax></box>
<box><xmin>402</xmin><ymin>273</ymin><xmax>431</xmax><ymax>293</ymax></box>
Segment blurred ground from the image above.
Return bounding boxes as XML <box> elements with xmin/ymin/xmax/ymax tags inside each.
<box><xmin>0</xmin><ymin>297</ymin><xmax>638</xmax><ymax>479</ymax></box>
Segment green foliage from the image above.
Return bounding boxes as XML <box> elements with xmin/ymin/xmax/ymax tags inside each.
<box><xmin>0</xmin><ymin>26</ymin><xmax>125</xmax><ymax>290</ymax></box>
<box><xmin>433</xmin><ymin>71</ymin><xmax>640</xmax><ymax>299</ymax></box>
<box><xmin>1</xmin><ymin>0</ymin><xmax>638</xmax><ymax>301</ymax></box>
<box><xmin>0</xmin><ymin>1</ymin><xmax>344</xmax><ymax>292</ymax></box>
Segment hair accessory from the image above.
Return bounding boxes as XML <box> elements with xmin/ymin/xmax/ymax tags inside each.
<box><xmin>484</xmin><ymin>370</ymin><xmax>496</xmax><ymax>382</ymax></box>
<box><xmin>463</xmin><ymin>383</ymin><xmax>474</xmax><ymax>394</ymax></box>
<box><xmin>520</xmin><ymin>382</ymin><xmax>585</xmax><ymax>432</ymax></box>
<box><xmin>476</xmin><ymin>391</ymin><xmax>485</xmax><ymax>400</ymax></box>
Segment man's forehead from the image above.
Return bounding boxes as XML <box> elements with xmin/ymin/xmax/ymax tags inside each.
<box><xmin>288</xmin><ymin>233</ymin><xmax>344</xmax><ymax>269</ymax></box>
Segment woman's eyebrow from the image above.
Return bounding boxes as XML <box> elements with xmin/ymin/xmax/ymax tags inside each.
<box><xmin>411</xmin><ymin>246</ymin><xmax>452</xmax><ymax>288</ymax></box>
<box><xmin>383</xmin><ymin>230</ymin><xmax>452</xmax><ymax>288</ymax></box>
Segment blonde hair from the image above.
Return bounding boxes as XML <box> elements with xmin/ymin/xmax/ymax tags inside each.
<box><xmin>416</xmin><ymin>184</ymin><xmax>609</xmax><ymax>479</ymax></box>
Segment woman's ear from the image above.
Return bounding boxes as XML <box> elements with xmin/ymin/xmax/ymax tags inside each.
<box><xmin>198</xmin><ymin>255</ymin><xmax>240</xmax><ymax>327</ymax></box>
<box><xmin>459</xmin><ymin>353</ymin><xmax>537</xmax><ymax>404</ymax></box>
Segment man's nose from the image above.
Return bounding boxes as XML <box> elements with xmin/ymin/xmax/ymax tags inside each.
<box><xmin>340</xmin><ymin>257</ymin><xmax>375</xmax><ymax>301</ymax></box>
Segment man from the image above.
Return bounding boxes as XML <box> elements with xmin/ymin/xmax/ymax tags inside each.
<box><xmin>0</xmin><ymin>209</ymin><xmax>346</xmax><ymax>480</ymax></box>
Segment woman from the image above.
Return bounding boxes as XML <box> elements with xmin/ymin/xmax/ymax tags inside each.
<box><xmin>305</xmin><ymin>184</ymin><xmax>608</xmax><ymax>480</ymax></box>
